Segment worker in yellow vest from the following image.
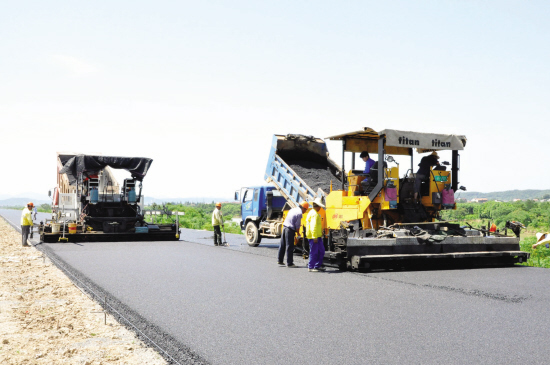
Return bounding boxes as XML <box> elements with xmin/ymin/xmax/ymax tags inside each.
<box><xmin>21</xmin><ymin>202</ymin><xmax>34</xmax><ymax>247</ymax></box>
<box><xmin>306</xmin><ymin>197</ymin><xmax>325</xmax><ymax>272</ymax></box>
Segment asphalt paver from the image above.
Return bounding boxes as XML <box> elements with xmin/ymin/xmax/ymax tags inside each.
<box><xmin>3</xmin><ymin>210</ymin><xmax>550</xmax><ymax>364</ymax></box>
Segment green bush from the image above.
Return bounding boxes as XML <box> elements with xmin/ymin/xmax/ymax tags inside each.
<box><xmin>38</xmin><ymin>203</ymin><xmax>52</xmax><ymax>213</ymax></box>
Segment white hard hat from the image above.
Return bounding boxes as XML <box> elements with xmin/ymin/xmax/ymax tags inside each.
<box><xmin>312</xmin><ymin>197</ymin><xmax>325</xmax><ymax>208</ymax></box>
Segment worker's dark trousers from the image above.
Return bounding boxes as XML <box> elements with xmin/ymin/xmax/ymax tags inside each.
<box><xmin>21</xmin><ymin>225</ymin><xmax>31</xmax><ymax>246</ymax></box>
<box><xmin>414</xmin><ymin>174</ymin><xmax>427</xmax><ymax>197</ymax></box>
<box><xmin>278</xmin><ymin>227</ymin><xmax>296</xmax><ymax>265</ymax></box>
<box><xmin>213</xmin><ymin>225</ymin><xmax>222</xmax><ymax>246</ymax></box>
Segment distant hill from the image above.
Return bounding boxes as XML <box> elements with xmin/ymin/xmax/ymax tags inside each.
<box><xmin>0</xmin><ymin>196</ymin><xmax>232</xmax><ymax>207</ymax></box>
<box><xmin>0</xmin><ymin>198</ymin><xmax>49</xmax><ymax>207</ymax></box>
<box><xmin>0</xmin><ymin>192</ymin><xmax>50</xmax><ymax>201</ymax></box>
<box><xmin>457</xmin><ymin>189</ymin><xmax>550</xmax><ymax>202</ymax></box>
<box><xmin>143</xmin><ymin>197</ymin><xmax>233</xmax><ymax>205</ymax></box>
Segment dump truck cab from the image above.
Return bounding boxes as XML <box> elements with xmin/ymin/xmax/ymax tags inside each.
<box><xmin>235</xmin><ymin>185</ymin><xmax>287</xmax><ymax>246</ymax></box>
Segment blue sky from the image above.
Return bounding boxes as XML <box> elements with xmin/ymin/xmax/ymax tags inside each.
<box><xmin>1</xmin><ymin>1</ymin><xmax>548</xmax><ymax>199</ymax></box>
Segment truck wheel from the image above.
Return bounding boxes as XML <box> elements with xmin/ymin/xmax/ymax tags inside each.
<box><xmin>245</xmin><ymin>222</ymin><xmax>261</xmax><ymax>247</ymax></box>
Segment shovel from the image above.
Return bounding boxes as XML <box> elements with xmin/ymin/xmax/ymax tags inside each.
<box><xmin>222</xmin><ymin>226</ymin><xmax>229</xmax><ymax>246</ymax></box>
<box><xmin>59</xmin><ymin>210</ymin><xmax>68</xmax><ymax>242</ymax></box>
<box><xmin>221</xmin><ymin>215</ymin><xmax>229</xmax><ymax>246</ymax></box>
<box><xmin>59</xmin><ymin>219</ymin><xmax>68</xmax><ymax>242</ymax></box>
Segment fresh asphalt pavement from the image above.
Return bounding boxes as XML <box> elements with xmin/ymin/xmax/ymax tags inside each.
<box><xmin>2</xmin><ymin>209</ymin><xmax>550</xmax><ymax>364</ymax></box>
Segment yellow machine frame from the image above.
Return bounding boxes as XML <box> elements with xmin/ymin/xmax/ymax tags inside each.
<box><xmin>323</xmin><ymin>128</ymin><xmax>465</xmax><ymax>231</ymax></box>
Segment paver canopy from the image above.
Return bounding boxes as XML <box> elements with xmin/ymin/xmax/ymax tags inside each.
<box><xmin>326</xmin><ymin>127</ymin><xmax>467</xmax><ymax>155</ymax></box>
<box><xmin>59</xmin><ymin>155</ymin><xmax>153</xmax><ymax>185</ymax></box>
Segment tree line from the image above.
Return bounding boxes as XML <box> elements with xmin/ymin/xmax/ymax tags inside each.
<box><xmin>148</xmin><ymin>202</ymin><xmax>243</xmax><ymax>234</ymax></box>
<box><xmin>440</xmin><ymin>200</ymin><xmax>550</xmax><ymax>231</ymax></box>
<box><xmin>0</xmin><ymin>204</ymin><xmax>52</xmax><ymax>213</ymax></box>
<box><xmin>457</xmin><ymin>190</ymin><xmax>550</xmax><ymax>202</ymax></box>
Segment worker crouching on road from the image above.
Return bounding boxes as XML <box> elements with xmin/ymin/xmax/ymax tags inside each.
<box><xmin>212</xmin><ymin>202</ymin><xmax>224</xmax><ymax>246</ymax></box>
<box><xmin>278</xmin><ymin>201</ymin><xmax>309</xmax><ymax>268</ymax></box>
<box><xmin>306</xmin><ymin>198</ymin><xmax>325</xmax><ymax>272</ymax></box>
<box><xmin>21</xmin><ymin>202</ymin><xmax>34</xmax><ymax>247</ymax></box>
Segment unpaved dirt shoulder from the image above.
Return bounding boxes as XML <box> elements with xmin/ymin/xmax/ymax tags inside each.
<box><xmin>0</xmin><ymin>217</ymin><xmax>168</xmax><ymax>365</ymax></box>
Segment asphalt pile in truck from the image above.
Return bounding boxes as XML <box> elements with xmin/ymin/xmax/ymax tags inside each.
<box><xmin>287</xmin><ymin>159</ymin><xmax>345</xmax><ymax>195</ymax></box>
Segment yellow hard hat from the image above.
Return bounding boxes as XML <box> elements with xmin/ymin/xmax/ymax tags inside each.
<box><xmin>300</xmin><ymin>201</ymin><xmax>309</xmax><ymax>210</ymax></box>
<box><xmin>27</xmin><ymin>202</ymin><xmax>34</xmax><ymax>207</ymax></box>
<box><xmin>216</xmin><ymin>202</ymin><xmax>222</xmax><ymax>207</ymax></box>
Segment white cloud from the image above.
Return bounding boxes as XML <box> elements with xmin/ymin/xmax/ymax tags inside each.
<box><xmin>51</xmin><ymin>55</ymin><xmax>98</xmax><ymax>75</ymax></box>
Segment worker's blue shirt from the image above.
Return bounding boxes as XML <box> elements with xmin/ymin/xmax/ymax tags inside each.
<box><xmin>283</xmin><ymin>207</ymin><xmax>303</xmax><ymax>231</ymax></box>
<box><xmin>363</xmin><ymin>158</ymin><xmax>375</xmax><ymax>174</ymax></box>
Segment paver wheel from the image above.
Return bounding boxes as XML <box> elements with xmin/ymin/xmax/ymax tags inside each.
<box><xmin>245</xmin><ymin>221</ymin><xmax>261</xmax><ymax>247</ymax></box>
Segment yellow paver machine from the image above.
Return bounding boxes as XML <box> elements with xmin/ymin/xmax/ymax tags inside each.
<box><xmin>264</xmin><ymin>129</ymin><xmax>529</xmax><ymax>270</ymax></box>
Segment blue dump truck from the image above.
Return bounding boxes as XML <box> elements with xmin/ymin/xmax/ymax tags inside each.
<box><xmin>236</xmin><ymin>134</ymin><xmax>338</xmax><ymax>246</ymax></box>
